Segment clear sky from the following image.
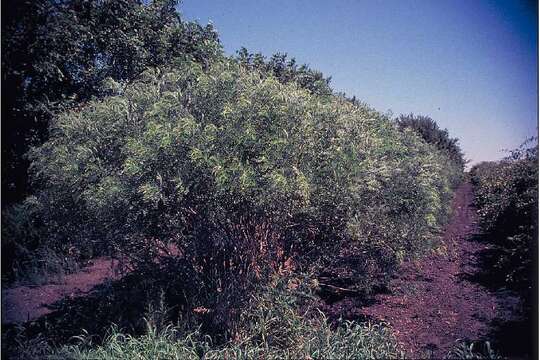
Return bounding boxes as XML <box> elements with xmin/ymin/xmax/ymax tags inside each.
<box><xmin>180</xmin><ymin>0</ymin><xmax>538</xmax><ymax>166</ymax></box>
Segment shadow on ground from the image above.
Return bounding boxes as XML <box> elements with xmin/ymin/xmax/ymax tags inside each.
<box><xmin>459</xmin><ymin>233</ymin><xmax>536</xmax><ymax>359</ymax></box>
<box><xmin>1</xmin><ymin>257</ymin><xmax>214</xmax><ymax>358</ymax></box>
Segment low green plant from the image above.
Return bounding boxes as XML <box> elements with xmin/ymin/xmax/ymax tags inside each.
<box><xmin>3</xmin><ymin>325</ymin><xmax>54</xmax><ymax>360</ymax></box>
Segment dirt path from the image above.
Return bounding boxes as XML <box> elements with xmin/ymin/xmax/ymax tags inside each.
<box><xmin>357</xmin><ymin>182</ymin><xmax>521</xmax><ymax>358</ymax></box>
<box><xmin>2</xmin><ymin>258</ymin><xmax>120</xmax><ymax>324</ymax></box>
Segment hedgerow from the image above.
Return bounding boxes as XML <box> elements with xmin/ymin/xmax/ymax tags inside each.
<box><xmin>396</xmin><ymin>113</ymin><xmax>465</xmax><ymax>185</ymax></box>
<box><xmin>4</xmin><ymin>55</ymin><xmax>463</xmax><ymax>310</ymax></box>
<box><xmin>470</xmin><ymin>140</ymin><xmax>537</xmax><ymax>296</ymax></box>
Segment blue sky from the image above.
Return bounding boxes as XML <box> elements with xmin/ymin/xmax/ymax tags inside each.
<box><xmin>180</xmin><ymin>0</ymin><xmax>538</xmax><ymax>166</ymax></box>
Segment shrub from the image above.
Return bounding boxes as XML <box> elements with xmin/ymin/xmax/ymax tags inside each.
<box><xmin>396</xmin><ymin>113</ymin><xmax>465</xmax><ymax>187</ymax></box>
<box><xmin>7</xmin><ymin>58</ymin><xmax>463</xmax><ymax>329</ymax></box>
<box><xmin>470</xmin><ymin>141</ymin><xmax>537</xmax><ymax>295</ymax></box>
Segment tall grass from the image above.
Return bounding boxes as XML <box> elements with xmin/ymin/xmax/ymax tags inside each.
<box><xmin>53</xmin><ymin>320</ymin><xmax>402</xmax><ymax>360</ymax></box>
<box><xmin>446</xmin><ymin>341</ymin><xmax>501</xmax><ymax>359</ymax></box>
<box><xmin>43</xmin><ymin>276</ymin><xmax>404</xmax><ymax>360</ymax></box>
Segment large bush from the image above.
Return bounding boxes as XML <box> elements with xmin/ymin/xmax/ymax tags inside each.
<box><xmin>7</xmin><ymin>58</ymin><xmax>462</xmax><ymax>328</ymax></box>
<box><xmin>470</xmin><ymin>141</ymin><xmax>538</xmax><ymax>295</ymax></box>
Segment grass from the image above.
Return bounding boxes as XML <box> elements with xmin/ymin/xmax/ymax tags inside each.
<box><xmin>7</xmin><ymin>274</ymin><xmax>404</xmax><ymax>360</ymax></box>
<box><xmin>52</xmin><ymin>317</ymin><xmax>403</xmax><ymax>360</ymax></box>
<box><xmin>446</xmin><ymin>341</ymin><xmax>501</xmax><ymax>359</ymax></box>
<box><xmin>2</xmin><ymin>259</ymin><xmax>507</xmax><ymax>360</ymax></box>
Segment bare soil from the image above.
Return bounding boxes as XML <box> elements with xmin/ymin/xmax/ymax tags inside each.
<box><xmin>2</xmin><ymin>258</ymin><xmax>120</xmax><ymax>324</ymax></box>
<box><xmin>321</xmin><ymin>182</ymin><xmax>525</xmax><ymax>358</ymax></box>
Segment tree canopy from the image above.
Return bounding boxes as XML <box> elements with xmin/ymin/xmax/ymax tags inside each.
<box><xmin>2</xmin><ymin>0</ymin><xmax>221</xmax><ymax>204</ymax></box>
<box><xmin>395</xmin><ymin>113</ymin><xmax>466</xmax><ymax>174</ymax></box>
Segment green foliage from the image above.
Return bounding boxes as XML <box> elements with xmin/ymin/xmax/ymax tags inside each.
<box><xmin>51</xmin><ymin>280</ymin><xmax>403</xmax><ymax>360</ymax></box>
<box><xmin>3</xmin><ymin>10</ymin><xmax>466</xmax><ymax>357</ymax></box>
<box><xmin>4</xmin><ymin>327</ymin><xmax>54</xmax><ymax>360</ymax></box>
<box><xmin>396</xmin><ymin>113</ymin><xmax>465</xmax><ymax>186</ymax></box>
<box><xmin>1</xmin><ymin>197</ymin><xmax>80</xmax><ymax>283</ymax></box>
<box><xmin>3</xmin><ymin>0</ymin><xmax>222</xmax><ymax>203</ymax></box>
<box><xmin>469</xmin><ymin>141</ymin><xmax>538</xmax><ymax>294</ymax></box>
<box><xmin>236</xmin><ymin>47</ymin><xmax>333</xmax><ymax>96</ymax></box>
<box><xmin>14</xmin><ymin>58</ymin><xmax>462</xmax><ymax>298</ymax></box>
<box><xmin>446</xmin><ymin>341</ymin><xmax>501</xmax><ymax>359</ymax></box>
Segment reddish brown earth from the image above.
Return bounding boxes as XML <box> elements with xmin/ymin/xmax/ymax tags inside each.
<box><xmin>337</xmin><ymin>182</ymin><xmax>521</xmax><ymax>358</ymax></box>
<box><xmin>1</xmin><ymin>242</ymin><xmax>180</xmax><ymax>325</ymax></box>
<box><xmin>2</xmin><ymin>258</ymin><xmax>121</xmax><ymax>324</ymax></box>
